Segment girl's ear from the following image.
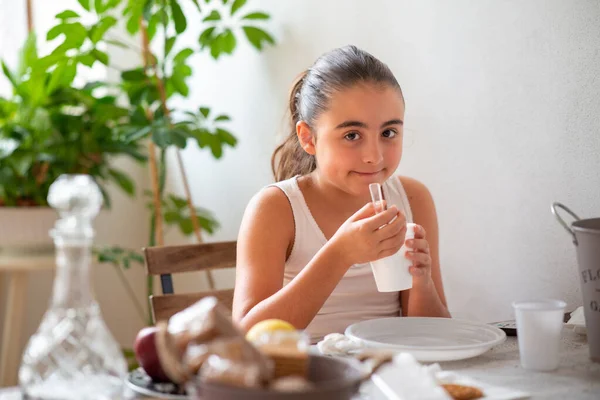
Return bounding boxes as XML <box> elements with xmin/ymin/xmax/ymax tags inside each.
<box><xmin>296</xmin><ymin>121</ymin><xmax>316</xmax><ymax>155</ymax></box>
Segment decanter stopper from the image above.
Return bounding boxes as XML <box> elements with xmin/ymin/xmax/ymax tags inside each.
<box><xmin>48</xmin><ymin>174</ymin><xmax>103</xmax><ymax>243</ymax></box>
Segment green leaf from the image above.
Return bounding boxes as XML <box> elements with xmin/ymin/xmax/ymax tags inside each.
<box><xmin>170</xmin><ymin>0</ymin><xmax>187</xmax><ymax>34</ymax></box>
<box><xmin>106</xmin><ymin>39</ymin><xmax>129</xmax><ymax>48</ymax></box>
<box><xmin>47</xmin><ymin>23</ymin><xmax>87</xmax><ymax>52</ymax></box>
<box><xmin>220</xmin><ymin>29</ymin><xmax>236</xmax><ymax>54</ymax></box>
<box><xmin>242</xmin><ymin>26</ymin><xmax>274</xmax><ymax>50</ymax></box>
<box><xmin>105</xmin><ymin>0</ymin><xmax>122</xmax><ymax>11</ymax></box>
<box><xmin>210</xmin><ymin>34</ymin><xmax>227</xmax><ymax>59</ymax></box>
<box><xmin>48</xmin><ymin>22</ymin><xmax>87</xmax><ymax>42</ymax></box>
<box><xmin>46</xmin><ymin>61</ymin><xmax>68</xmax><ymax>93</ymax></box>
<box><xmin>173</xmin><ymin>48</ymin><xmax>194</xmax><ymax>64</ymax></box>
<box><xmin>142</xmin><ymin>1</ymin><xmax>153</xmax><ymax>20</ymax></box>
<box><xmin>47</xmin><ymin>25</ymin><xmax>64</xmax><ymax>41</ymax></box>
<box><xmin>230</xmin><ymin>0</ymin><xmax>247</xmax><ymax>16</ymax></box>
<box><xmin>98</xmin><ymin>184</ymin><xmax>112</xmax><ymax>209</ymax></box>
<box><xmin>1</xmin><ymin>62</ymin><xmax>18</xmax><ymax>89</ymax></box>
<box><xmin>78</xmin><ymin>53</ymin><xmax>96</xmax><ymax>67</ymax></box>
<box><xmin>199</xmin><ymin>107</ymin><xmax>210</xmax><ymax>118</ymax></box>
<box><xmin>125</xmin><ymin>125</ymin><xmax>152</xmax><ymax>142</ymax></box>
<box><xmin>171</xmin><ymin>73</ymin><xmax>189</xmax><ymax>96</ymax></box>
<box><xmin>90</xmin><ymin>16</ymin><xmax>117</xmax><ymax>43</ymax></box>
<box><xmin>12</xmin><ymin>154</ymin><xmax>34</xmax><ymax>176</ymax></box>
<box><xmin>121</xmin><ymin>68</ymin><xmax>146</xmax><ymax>81</ymax></box>
<box><xmin>222</xmin><ymin>0</ymin><xmax>229</xmax><ymax>4</ymax></box>
<box><xmin>146</xmin><ymin>12</ymin><xmax>160</xmax><ymax>40</ymax></box>
<box><xmin>78</xmin><ymin>0</ymin><xmax>91</xmax><ymax>10</ymax></box>
<box><xmin>165</xmin><ymin>37</ymin><xmax>176</xmax><ymax>56</ymax></box>
<box><xmin>178</xmin><ymin>218</ymin><xmax>194</xmax><ymax>235</ymax></box>
<box><xmin>242</xmin><ymin>12</ymin><xmax>269</xmax><ymax>20</ymax></box>
<box><xmin>108</xmin><ymin>168</ymin><xmax>135</xmax><ymax>196</ymax></box>
<box><xmin>164</xmin><ymin>210</ymin><xmax>180</xmax><ymax>223</ymax></box>
<box><xmin>208</xmin><ymin>135</ymin><xmax>223</xmax><ymax>158</ymax></box>
<box><xmin>95</xmin><ymin>0</ymin><xmax>109</xmax><ymax>13</ymax></box>
<box><xmin>169</xmin><ymin>128</ymin><xmax>189</xmax><ymax>148</ymax></box>
<box><xmin>92</xmin><ymin>49</ymin><xmax>109</xmax><ymax>65</ymax></box>
<box><xmin>214</xmin><ymin>114</ymin><xmax>231</xmax><ymax>122</ymax></box>
<box><xmin>199</xmin><ymin>27</ymin><xmax>216</xmax><ymax>48</ymax></box>
<box><xmin>37</xmin><ymin>53</ymin><xmax>64</xmax><ymax>69</ymax></box>
<box><xmin>124</xmin><ymin>1</ymin><xmax>145</xmax><ymax>34</ymax></box>
<box><xmin>48</xmin><ymin>60</ymin><xmax>77</xmax><ymax>93</ymax></box>
<box><xmin>18</xmin><ymin>33</ymin><xmax>37</xmax><ymax>76</ymax></box>
<box><xmin>217</xmin><ymin>128</ymin><xmax>237</xmax><ymax>146</ymax></box>
<box><xmin>83</xmin><ymin>81</ymin><xmax>105</xmax><ymax>91</ymax></box>
<box><xmin>63</xmin><ymin>61</ymin><xmax>77</xmax><ymax>85</ymax></box>
<box><xmin>56</xmin><ymin>10</ymin><xmax>80</xmax><ymax>20</ymax></box>
<box><xmin>168</xmin><ymin>194</ymin><xmax>188</xmax><ymax>209</ymax></box>
<box><xmin>203</xmin><ymin>10</ymin><xmax>221</xmax><ymax>22</ymax></box>
<box><xmin>190</xmin><ymin>0</ymin><xmax>201</xmax><ymax>11</ymax></box>
<box><xmin>175</xmin><ymin>64</ymin><xmax>192</xmax><ymax>77</ymax></box>
<box><xmin>126</xmin><ymin>15</ymin><xmax>139</xmax><ymax>34</ymax></box>
<box><xmin>131</xmin><ymin>252</ymin><xmax>145</xmax><ymax>263</ymax></box>
<box><xmin>152</xmin><ymin>127</ymin><xmax>170</xmax><ymax>148</ymax></box>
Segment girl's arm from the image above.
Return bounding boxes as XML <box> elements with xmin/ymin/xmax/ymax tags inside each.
<box><xmin>232</xmin><ymin>187</ymin><xmax>352</xmax><ymax>331</ymax></box>
<box><xmin>400</xmin><ymin>176</ymin><xmax>451</xmax><ymax>318</ymax></box>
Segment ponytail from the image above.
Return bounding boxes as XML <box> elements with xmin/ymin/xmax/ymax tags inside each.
<box><xmin>271</xmin><ymin>71</ymin><xmax>316</xmax><ymax>181</ymax></box>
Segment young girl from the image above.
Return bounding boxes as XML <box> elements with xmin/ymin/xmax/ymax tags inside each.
<box><xmin>233</xmin><ymin>45</ymin><xmax>450</xmax><ymax>343</ymax></box>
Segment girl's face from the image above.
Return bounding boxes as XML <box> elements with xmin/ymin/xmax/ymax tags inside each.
<box><xmin>298</xmin><ymin>82</ymin><xmax>405</xmax><ymax>197</ymax></box>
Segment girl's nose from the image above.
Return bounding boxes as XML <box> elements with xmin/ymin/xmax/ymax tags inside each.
<box><xmin>362</xmin><ymin>140</ymin><xmax>383</xmax><ymax>165</ymax></box>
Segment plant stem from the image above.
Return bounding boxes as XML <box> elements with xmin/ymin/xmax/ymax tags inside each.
<box><xmin>111</xmin><ymin>263</ymin><xmax>147</xmax><ymax>324</ymax></box>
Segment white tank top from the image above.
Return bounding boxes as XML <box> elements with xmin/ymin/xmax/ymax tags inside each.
<box><xmin>269</xmin><ymin>175</ymin><xmax>413</xmax><ymax>343</ymax></box>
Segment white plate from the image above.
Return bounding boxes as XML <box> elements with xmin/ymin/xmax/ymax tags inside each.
<box><xmin>345</xmin><ymin>317</ymin><xmax>506</xmax><ymax>362</ymax></box>
<box><xmin>565</xmin><ymin>322</ymin><xmax>587</xmax><ymax>336</ymax></box>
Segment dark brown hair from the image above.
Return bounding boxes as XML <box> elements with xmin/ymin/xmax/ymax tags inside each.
<box><xmin>271</xmin><ymin>45</ymin><xmax>404</xmax><ymax>181</ymax></box>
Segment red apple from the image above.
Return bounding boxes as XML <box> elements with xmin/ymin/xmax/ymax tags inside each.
<box><xmin>134</xmin><ymin>326</ymin><xmax>171</xmax><ymax>382</ymax></box>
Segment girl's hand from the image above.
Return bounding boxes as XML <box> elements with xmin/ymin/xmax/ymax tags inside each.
<box><xmin>329</xmin><ymin>202</ymin><xmax>407</xmax><ymax>267</ymax></box>
<box><xmin>404</xmin><ymin>224</ymin><xmax>433</xmax><ymax>283</ymax></box>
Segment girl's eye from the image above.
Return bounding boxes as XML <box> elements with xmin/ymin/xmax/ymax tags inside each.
<box><xmin>344</xmin><ymin>132</ymin><xmax>360</xmax><ymax>141</ymax></box>
<box><xmin>382</xmin><ymin>129</ymin><xmax>398</xmax><ymax>138</ymax></box>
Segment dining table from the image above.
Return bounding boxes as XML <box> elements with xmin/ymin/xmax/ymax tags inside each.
<box><xmin>0</xmin><ymin>327</ymin><xmax>598</xmax><ymax>399</ymax></box>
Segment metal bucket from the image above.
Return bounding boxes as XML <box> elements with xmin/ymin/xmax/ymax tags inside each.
<box><xmin>552</xmin><ymin>202</ymin><xmax>600</xmax><ymax>362</ymax></box>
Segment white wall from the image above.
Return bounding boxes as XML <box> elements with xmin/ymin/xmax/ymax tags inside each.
<box><xmin>173</xmin><ymin>0</ymin><xmax>600</xmax><ymax>322</ymax></box>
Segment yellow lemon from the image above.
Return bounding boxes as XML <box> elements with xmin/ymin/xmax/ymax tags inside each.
<box><xmin>245</xmin><ymin>319</ymin><xmax>296</xmax><ymax>342</ymax></box>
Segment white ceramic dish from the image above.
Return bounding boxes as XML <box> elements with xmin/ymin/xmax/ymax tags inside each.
<box><xmin>565</xmin><ymin>322</ymin><xmax>587</xmax><ymax>336</ymax></box>
<box><xmin>345</xmin><ymin>317</ymin><xmax>506</xmax><ymax>362</ymax></box>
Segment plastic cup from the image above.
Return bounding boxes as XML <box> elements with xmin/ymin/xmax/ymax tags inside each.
<box><xmin>368</xmin><ymin>183</ymin><xmax>414</xmax><ymax>292</ymax></box>
<box><xmin>512</xmin><ymin>299</ymin><xmax>566</xmax><ymax>371</ymax></box>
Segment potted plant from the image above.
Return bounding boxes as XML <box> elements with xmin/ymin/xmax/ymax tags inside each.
<box><xmin>0</xmin><ymin>29</ymin><xmax>146</xmax><ymax>251</ymax></box>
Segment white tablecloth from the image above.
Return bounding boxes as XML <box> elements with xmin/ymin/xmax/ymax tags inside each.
<box><xmin>2</xmin><ymin>330</ymin><xmax>598</xmax><ymax>400</ymax></box>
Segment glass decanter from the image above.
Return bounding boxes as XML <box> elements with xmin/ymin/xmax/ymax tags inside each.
<box><xmin>19</xmin><ymin>174</ymin><xmax>127</xmax><ymax>400</ymax></box>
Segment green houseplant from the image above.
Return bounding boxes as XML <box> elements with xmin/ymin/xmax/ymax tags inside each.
<box><xmin>1</xmin><ymin>0</ymin><xmax>274</xmax><ymax>335</ymax></box>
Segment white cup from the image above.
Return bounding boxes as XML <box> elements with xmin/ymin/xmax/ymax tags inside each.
<box><xmin>512</xmin><ymin>299</ymin><xmax>566</xmax><ymax>371</ymax></box>
<box><xmin>370</xmin><ymin>223</ymin><xmax>416</xmax><ymax>292</ymax></box>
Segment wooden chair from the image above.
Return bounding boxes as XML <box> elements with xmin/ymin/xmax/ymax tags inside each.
<box><xmin>143</xmin><ymin>240</ymin><xmax>237</xmax><ymax>323</ymax></box>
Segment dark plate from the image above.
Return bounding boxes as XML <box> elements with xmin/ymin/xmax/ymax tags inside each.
<box><xmin>126</xmin><ymin>368</ymin><xmax>188</xmax><ymax>399</ymax></box>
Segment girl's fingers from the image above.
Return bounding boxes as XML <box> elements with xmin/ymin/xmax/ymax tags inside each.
<box><xmin>412</xmin><ymin>224</ymin><xmax>427</xmax><ymax>239</ymax></box>
<box><xmin>409</xmin><ymin>265</ymin><xmax>426</xmax><ymax>277</ymax></box>
<box><xmin>404</xmin><ymin>238</ymin><xmax>429</xmax><ymax>253</ymax></box>
<box><xmin>405</xmin><ymin>251</ymin><xmax>431</xmax><ymax>266</ymax></box>
<box><xmin>376</xmin><ymin>212</ymin><xmax>406</xmax><ymax>239</ymax></box>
